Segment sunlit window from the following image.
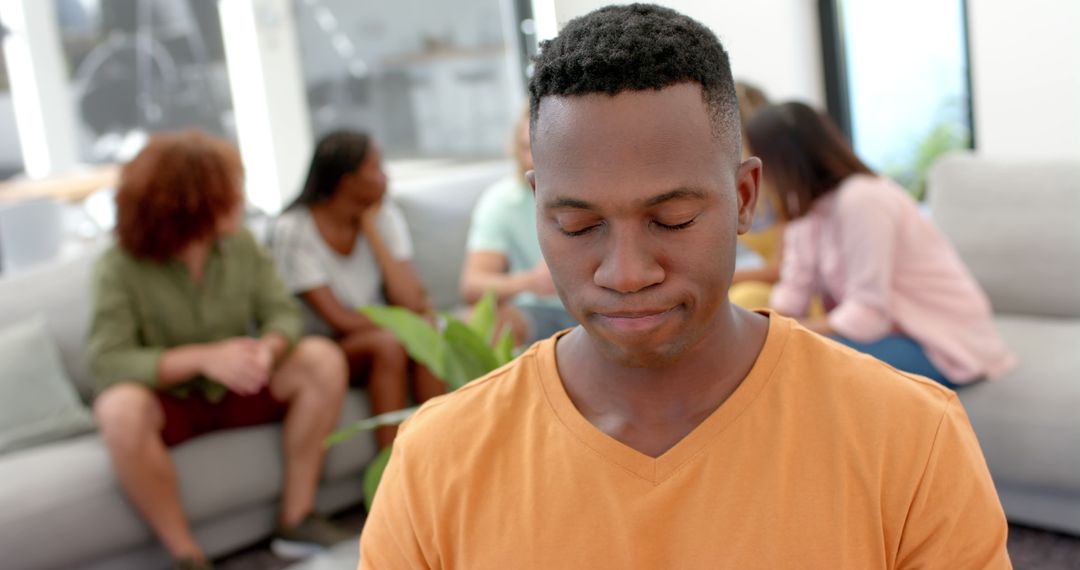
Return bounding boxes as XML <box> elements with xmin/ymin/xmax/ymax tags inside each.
<box><xmin>54</xmin><ymin>0</ymin><xmax>236</xmax><ymax>164</ymax></box>
<box><xmin>293</xmin><ymin>0</ymin><xmax>522</xmax><ymax>163</ymax></box>
<box><xmin>822</xmin><ymin>0</ymin><xmax>973</xmax><ymax>198</ymax></box>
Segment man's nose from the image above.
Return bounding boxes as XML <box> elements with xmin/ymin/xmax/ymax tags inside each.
<box><xmin>593</xmin><ymin>226</ymin><xmax>665</xmax><ymax>294</ymax></box>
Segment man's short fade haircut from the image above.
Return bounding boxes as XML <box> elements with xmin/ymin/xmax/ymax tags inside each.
<box><xmin>528</xmin><ymin>3</ymin><xmax>739</xmax><ymax>142</ymax></box>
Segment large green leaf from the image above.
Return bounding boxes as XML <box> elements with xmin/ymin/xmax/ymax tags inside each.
<box><xmin>494</xmin><ymin>327</ymin><xmax>514</xmax><ymax>366</ymax></box>
<box><xmin>467</xmin><ymin>290</ymin><xmax>498</xmax><ymax>343</ymax></box>
<box><xmin>363</xmin><ymin>446</ymin><xmax>393</xmax><ymax>512</ymax></box>
<box><xmin>359</xmin><ymin>305</ymin><xmax>445</xmax><ymax>378</ymax></box>
<box><xmin>441</xmin><ymin>320</ymin><xmax>500</xmax><ymax>390</ymax></box>
<box><xmin>323</xmin><ymin>406</ymin><xmax>419</xmax><ymax>447</ymax></box>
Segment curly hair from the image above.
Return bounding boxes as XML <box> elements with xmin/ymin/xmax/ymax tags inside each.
<box><xmin>115</xmin><ymin>129</ymin><xmax>243</xmax><ymax>262</ymax></box>
<box><xmin>529</xmin><ymin>3</ymin><xmax>738</xmax><ymax>139</ymax></box>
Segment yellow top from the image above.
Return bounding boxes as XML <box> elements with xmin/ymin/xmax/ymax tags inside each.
<box><xmin>360</xmin><ymin>313</ymin><xmax>1009</xmax><ymax>569</ymax></box>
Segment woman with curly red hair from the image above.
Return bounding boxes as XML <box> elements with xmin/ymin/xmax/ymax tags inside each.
<box><xmin>87</xmin><ymin>130</ymin><xmax>351</xmax><ymax>569</ymax></box>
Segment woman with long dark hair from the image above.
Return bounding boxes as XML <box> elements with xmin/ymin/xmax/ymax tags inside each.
<box><xmin>271</xmin><ymin>131</ymin><xmax>443</xmax><ymax>448</ymax></box>
<box><xmin>747</xmin><ymin>102</ymin><xmax>1015</xmax><ymax>386</ymax></box>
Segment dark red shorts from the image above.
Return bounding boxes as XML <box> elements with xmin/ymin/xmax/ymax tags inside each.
<box><xmin>157</xmin><ymin>388</ymin><xmax>288</xmax><ymax>447</ymax></box>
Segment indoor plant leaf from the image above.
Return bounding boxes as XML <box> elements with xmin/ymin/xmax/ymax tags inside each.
<box><xmin>359</xmin><ymin>305</ymin><xmax>446</xmax><ymax>378</ymax></box>
<box><xmin>494</xmin><ymin>326</ymin><xmax>514</xmax><ymax>366</ymax></box>
<box><xmin>323</xmin><ymin>406</ymin><xmax>419</xmax><ymax>447</ymax></box>
<box><xmin>467</xmin><ymin>289</ymin><xmax>499</xmax><ymax>343</ymax></box>
<box><xmin>442</xmin><ymin>319</ymin><xmax>500</xmax><ymax>390</ymax></box>
<box><xmin>362</xmin><ymin>446</ymin><xmax>393</xmax><ymax>512</ymax></box>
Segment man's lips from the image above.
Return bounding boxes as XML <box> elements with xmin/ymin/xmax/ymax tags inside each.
<box><xmin>592</xmin><ymin>306</ymin><xmax>679</xmax><ymax>332</ymax></box>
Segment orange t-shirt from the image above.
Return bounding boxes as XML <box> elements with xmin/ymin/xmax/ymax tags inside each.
<box><xmin>359</xmin><ymin>314</ymin><xmax>1010</xmax><ymax>569</ymax></box>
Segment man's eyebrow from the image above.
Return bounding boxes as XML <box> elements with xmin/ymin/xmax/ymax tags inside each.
<box><xmin>545</xmin><ymin>197</ymin><xmax>595</xmax><ymax>210</ymax></box>
<box><xmin>544</xmin><ymin>188</ymin><xmax>707</xmax><ymax>211</ymax></box>
<box><xmin>643</xmin><ymin>188</ymin><xmax>708</xmax><ymax>207</ymax></box>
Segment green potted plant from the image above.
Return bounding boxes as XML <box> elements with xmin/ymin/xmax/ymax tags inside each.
<box><xmin>325</xmin><ymin>291</ymin><xmax>515</xmax><ymax>509</ymax></box>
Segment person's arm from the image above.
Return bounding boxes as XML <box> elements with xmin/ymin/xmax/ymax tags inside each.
<box><xmin>824</xmin><ymin>188</ymin><xmax>897</xmax><ymax>342</ymax></box>
<box><xmin>362</xmin><ymin>202</ymin><xmax>430</xmax><ymax>314</ymax></box>
<box><xmin>894</xmin><ymin>396</ymin><xmax>1010</xmax><ymax>569</ymax></box>
<box><xmin>86</xmin><ymin>252</ymin><xmax>269</xmax><ymax>394</ymax></box>
<box><xmin>768</xmin><ymin>220</ymin><xmax>814</xmax><ymax>317</ymax></box>
<box><xmin>298</xmin><ymin>286</ymin><xmax>379</xmax><ymax>336</ymax></box>
<box><xmin>460</xmin><ymin>250</ymin><xmax>548</xmax><ymax>304</ymax></box>
<box><xmin>732</xmin><ymin>260</ymin><xmax>780</xmax><ymax>285</ymax></box>
<box><xmin>249</xmin><ymin>230</ymin><xmax>303</xmax><ymax>352</ymax></box>
<box><xmin>86</xmin><ymin>254</ymin><xmax>170</xmax><ymax>393</ymax></box>
<box><xmin>159</xmin><ymin>339</ymin><xmax>270</xmax><ymax>395</ymax></box>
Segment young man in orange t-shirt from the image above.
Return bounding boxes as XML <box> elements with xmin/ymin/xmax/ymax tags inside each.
<box><xmin>359</xmin><ymin>4</ymin><xmax>1011</xmax><ymax>569</ymax></box>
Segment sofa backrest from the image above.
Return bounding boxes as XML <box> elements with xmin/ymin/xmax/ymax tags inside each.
<box><xmin>390</xmin><ymin>161</ymin><xmax>512</xmax><ymax>310</ymax></box>
<box><xmin>0</xmin><ymin>244</ymin><xmax>103</xmax><ymax>401</ymax></box>
<box><xmin>927</xmin><ymin>152</ymin><xmax>1080</xmax><ymax>318</ymax></box>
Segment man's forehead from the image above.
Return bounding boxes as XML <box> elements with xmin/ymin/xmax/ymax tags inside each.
<box><xmin>531</xmin><ymin>84</ymin><xmax>737</xmax><ymax>163</ymax></box>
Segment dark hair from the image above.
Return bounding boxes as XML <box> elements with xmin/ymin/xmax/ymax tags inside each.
<box><xmin>289</xmin><ymin>130</ymin><xmax>371</xmax><ymax>210</ymax></box>
<box><xmin>115</xmin><ymin>129</ymin><xmax>242</xmax><ymax>261</ymax></box>
<box><xmin>745</xmin><ymin>102</ymin><xmax>874</xmax><ymax>219</ymax></box>
<box><xmin>529</xmin><ymin>3</ymin><xmax>738</xmax><ymax>140</ymax></box>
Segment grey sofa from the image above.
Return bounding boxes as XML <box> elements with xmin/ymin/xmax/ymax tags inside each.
<box><xmin>928</xmin><ymin>152</ymin><xmax>1080</xmax><ymax>535</ymax></box>
<box><xmin>0</xmin><ymin>161</ymin><xmax>509</xmax><ymax>569</ymax></box>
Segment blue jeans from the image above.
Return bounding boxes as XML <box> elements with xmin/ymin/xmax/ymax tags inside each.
<box><xmin>830</xmin><ymin>334</ymin><xmax>958</xmax><ymax>388</ymax></box>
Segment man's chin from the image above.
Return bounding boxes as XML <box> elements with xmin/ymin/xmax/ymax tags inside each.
<box><xmin>588</xmin><ymin>331</ymin><xmax>687</xmax><ymax>369</ymax></box>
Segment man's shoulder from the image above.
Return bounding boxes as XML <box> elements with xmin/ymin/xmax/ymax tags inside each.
<box><xmin>779</xmin><ymin>322</ymin><xmax>956</xmax><ymax>423</ymax></box>
<box><xmin>396</xmin><ymin>345</ymin><xmax>545</xmax><ymax>451</ymax></box>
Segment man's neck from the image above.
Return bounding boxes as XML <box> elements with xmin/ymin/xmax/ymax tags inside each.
<box><xmin>555</xmin><ymin>306</ymin><xmax>769</xmax><ymax>457</ymax></box>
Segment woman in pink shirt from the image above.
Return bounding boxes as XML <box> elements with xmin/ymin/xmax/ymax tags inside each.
<box><xmin>746</xmin><ymin>102</ymin><xmax>1015</xmax><ymax>387</ymax></box>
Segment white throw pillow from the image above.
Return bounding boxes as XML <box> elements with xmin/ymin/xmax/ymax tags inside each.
<box><xmin>0</xmin><ymin>315</ymin><xmax>95</xmax><ymax>454</ymax></box>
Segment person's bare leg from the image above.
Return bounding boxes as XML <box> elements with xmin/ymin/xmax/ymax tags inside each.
<box><xmin>94</xmin><ymin>384</ymin><xmax>203</xmax><ymax>561</ymax></box>
<box><xmin>270</xmin><ymin>337</ymin><xmax>349</xmax><ymax>528</ymax></box>
<box><xmin>339</xmin><ymin>329</ymin><xmax>410</xmax><ymax>448</ymax></box>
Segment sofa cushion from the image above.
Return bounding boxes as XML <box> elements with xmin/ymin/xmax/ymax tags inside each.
<box><xmin>0</xmin><ymin>389</ymin><xmax>375</xmax><ymax>570</ymax></box>
<box><xmin>928</xmin><ymin>153</ymin><xmax>1080</xmax><ymax>318</ymax></box>
<box><xmin>957</xmin><ymin>315</ymin><xmax>1080</xmax><ymax>493</ymax></box>
<box><xmin>0</xmin><ymin>315</ymin><xmax>95</xmax><ymax>454</ymax></box>
<box><xmin>391</xmin><ymin>161</ymin><xmax>511</xmax><ymax>310</ymax></box>
<box><xmin>0</xmin><ymin>243</ymin><xmax>103</xmax><ymax>400</ymax></box>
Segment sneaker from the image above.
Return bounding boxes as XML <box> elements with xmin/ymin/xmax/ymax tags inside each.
<box><xmin>171</xmin><ymin>557</ymin><xmax>214</xmax><ymax>570</ymax></box>
<box><xmin>271</xmin><ymin>513</ymin><xmax>354</xmax><ymax>559</ymax></box>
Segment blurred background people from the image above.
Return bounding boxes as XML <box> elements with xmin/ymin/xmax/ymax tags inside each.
<box><xmin>459</xmin><ymin>107</ymin><xmax>577</xmax><ymax>344</ymax></box>
<box><xmin>87</xmin><ymin>129</ymin><xmax>350</xmax><ymax>569</ymax></box>
<box><xmin>271</xmin><ymin>130</ymin><xmax>444</xmax><ymax>449</ymax></box>
<box><xmin>728</xmin><ymin>81</ymin><xmax>786</xmax><ymax>309</ymax></box>
<box><xmin>747</xmin><ymin>102</ymin><xmax>1015</xmax><ymax>387</ymax></box>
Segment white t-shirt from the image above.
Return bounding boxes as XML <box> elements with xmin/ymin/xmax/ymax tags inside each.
<box><xmin>271</xmin><ymin>203</ymin><xmax>413</xmax><ymax>336</ymax></box>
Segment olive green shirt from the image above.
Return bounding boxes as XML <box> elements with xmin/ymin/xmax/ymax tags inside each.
<box><xmin>86</xmin><ymin>228</ymin><xmax>302</xmax><ymax>401</ymax></box>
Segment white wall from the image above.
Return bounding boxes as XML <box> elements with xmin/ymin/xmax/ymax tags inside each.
<box><xmin>968</xmin><ymin>0</ymin><xmax>1080</xmax><ymax>159</ymax></box>
<box><xmin>549</xmin><ymin>0</ymin><xmax>824</xmax><ymax>106</ymax></box>
<box><xmin>220</xmin><ymin>0</ymin><xmax>313</xmax><ymax>214</ymax></box>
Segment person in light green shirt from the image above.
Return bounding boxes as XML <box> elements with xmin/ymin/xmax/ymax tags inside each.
<box><xmin>460</xmin><ymin>109</ymin><xmax>577</xmax><ymax>343</ymax></box>
<box><xmin>87</xmin><ymin>130</ymin><xmax>350</xmax><ymax>570</ymax></box>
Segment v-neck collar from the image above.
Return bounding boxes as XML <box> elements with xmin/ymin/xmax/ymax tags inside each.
<box><xmin>534</xmin><ymin>311</ymin><xmax>790</xmax><ymax>485</ymax></box>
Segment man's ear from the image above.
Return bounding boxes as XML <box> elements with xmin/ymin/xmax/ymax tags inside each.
<box><xmin>735</xmin><ymin>157</ymin><xmax>761</xmax><ymax>235</ymax></box>
<box><xmin>525</xmin><ymin>170</ymin><xmax>537</xmax><ymax>194</ymax></box>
